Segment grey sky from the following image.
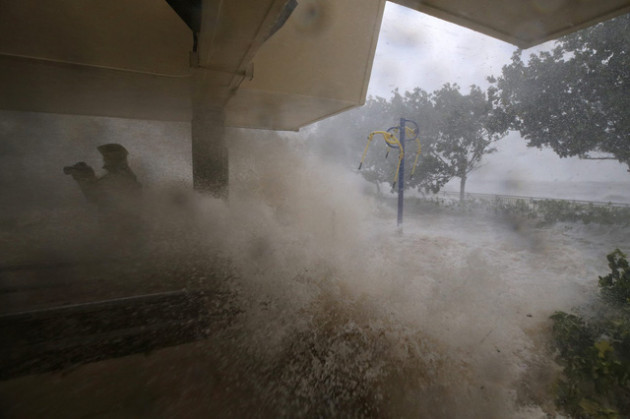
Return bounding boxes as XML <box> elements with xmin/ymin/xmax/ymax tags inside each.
<box><xmin>368</xmin><ymin>2</ymin><xmax>521</xmax><ymax>98</ymax></box>
<box><xmin>363</xmin><ymin>2</ymin><xmax>630</xmax><ymax>192</ymax></box>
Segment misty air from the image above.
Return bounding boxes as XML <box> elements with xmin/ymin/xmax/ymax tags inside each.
<box><xmin>1</xmin><ymin>1</ymin><xmax>629</xmax><ymax>418</ymax></box>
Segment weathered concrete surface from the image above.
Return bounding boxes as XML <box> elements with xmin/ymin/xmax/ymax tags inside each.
<box><xmin>0</xmin><ymin>290</ymin><xmax>236</xmax><ymax>381</ymax></box>
<box><xmin>0</xmin><ymin>340</ymin><xmax>251</xmax><ymax>418</ymax></box>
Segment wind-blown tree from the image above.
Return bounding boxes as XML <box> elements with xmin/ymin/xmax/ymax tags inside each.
<box><xmin>431</xmin><ymin>84</ymin><xmax>510</xmax><ymax>201</ymax></box>
<box><xmin>492</xmin><ymin>13</ymin><xmax>630</xmax><ymax>169</ymax></box>
<box><xmin>388</xmin><ymin>88</ymin><xmax>456</xmax><ymax>194</ymax></box>
<box><xmin>306</xmin><ymin>84</ymin><xmax>508</xmax><ymax>198</ymax></box>
<box><xmin>308</xmin><ymin>90</ymin><xmax>451</xmax><ymax>194</ymax></box>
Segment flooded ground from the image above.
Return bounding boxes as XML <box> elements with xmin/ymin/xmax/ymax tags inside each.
<box><xmin>2</xmin><ymin>136</ymin><xmax>629</xmax><ymax>418</ymax></box>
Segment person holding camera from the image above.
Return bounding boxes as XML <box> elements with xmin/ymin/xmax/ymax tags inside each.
<box><xmin>65</xmin><ymin>143</ymin><xmax>142</xmax><ymax>236</ymax></box>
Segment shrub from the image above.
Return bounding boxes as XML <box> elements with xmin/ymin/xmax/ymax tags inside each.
<box><xmin>599</xmin><ymin>250</ymin><xmax>630</xmax><ymax>306</ymax></box>
<box><xmin>550</xmin><ymin>250</ymin><xmax>630</xmax><ymax>418</ymax></box>
<box><xmin>415</xmin><ymin>195</ymin><xmax>630</xmax><ymax>226</ymax></box>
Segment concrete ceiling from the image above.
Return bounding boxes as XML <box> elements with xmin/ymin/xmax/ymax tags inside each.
<box><xmin>0</xmin><ymin>0</ymin><xmax>384</xmax><ymax>129</ymax></box>
<box><xmin>392</xmin><ymin>0</ymin><xmax>630</xmax><ymax>48</ymax></box>
<box><xmin>0</xmin><ymin>0</ymin><xmax>628</xmax><ymax>129</ymax></box>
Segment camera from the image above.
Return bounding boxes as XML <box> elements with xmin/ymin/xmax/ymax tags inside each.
<box><xmin>63</xmin><ymin>162</ymin><xmax>94</xmax><ymax>177</ymax></box>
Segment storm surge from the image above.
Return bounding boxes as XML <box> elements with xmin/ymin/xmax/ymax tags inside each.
<box><xmin>138</xmin><ymin>134</ymin><xmax>625</xmax><ymax>417</ymax></box>
<box><xmin>3</xmin><ymin>128</ymin><xmax>629</xmax><ymax>418</ymax></box>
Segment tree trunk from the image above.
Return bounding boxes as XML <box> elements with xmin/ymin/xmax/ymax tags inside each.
<box><xmin>459</xmin><ymin>174</ymin><xmax>467</xmax><ymax>202</ymax></box>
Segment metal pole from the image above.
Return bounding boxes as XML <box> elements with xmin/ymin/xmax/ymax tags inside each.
<box><xmin>397</xmin><ymin>118</ymin><xmax>405</xmax><ymax>227</ymax></box>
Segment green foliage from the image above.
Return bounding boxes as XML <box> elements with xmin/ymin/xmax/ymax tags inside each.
<box><xmin>415</xmin><ymin>195</ymin><xmax>630</xmax><ymax>227</ymax></box>
<box><xmin>533</xmin><ymin>201</ymin><xmax>630</xmax><ymax>226</ymax></box>
<box><xmin>534</xmin><ymin>200</ymin><xmax>583</xmax><ymax>224</ymax></box>
<box><xmin>493</xmin><ymin>14</ymin><xmax>630</xmax><ymax>169</ymax></box>
<box><xmin>492</xmin><ymin>197</ymin><xmax>536</xmax><ymax>219</ymax></box>
<box><xmin>550</xmin><ymin>250</ymin><xmax>630</xmax><ymax>418</ymax></box>
<box><xmin>431</xmin><ymin>84</ymin><xmax>509</xmax><ymax>200</ymax></box>
<box><xmin>599</xmin><ymin>250</ymin><xmax>630</xmax><ymax>306</ymax></box>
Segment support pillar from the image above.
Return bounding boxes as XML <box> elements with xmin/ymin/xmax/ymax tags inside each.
<box><xmin>191</xmin><ymin>73</ymin><xmax>229</xmax><ymax>198</ymax></box>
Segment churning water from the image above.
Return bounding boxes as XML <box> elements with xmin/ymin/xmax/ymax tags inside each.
<box><xmin>2</xmin><ymin>132</ymin><xmax>630</xmax><ymax>418</ymax></box>
<box><xmin>167</xmin><ymin>136</ymin><xmax>630</xmax><ymax>417</ymax></box>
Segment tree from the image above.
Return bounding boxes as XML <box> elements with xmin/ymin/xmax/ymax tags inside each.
<box><xmin>306</xmin><ymin>84</ymin><xmax>508</xmax><ymax>199</ymax></box>
<box><xmin>431</xmin><ymin>84</ymin><xmax>510</xmax><ymax>201</ymax></box>
<box><xmin>307</xmin><ymin>90</ymin><xmax>449</xmax><ymax>195</ymax></box>
<box><xmin>492</xmin><ymin>14</ymin><xmax>630</xmax><ymax>169</ymax></box>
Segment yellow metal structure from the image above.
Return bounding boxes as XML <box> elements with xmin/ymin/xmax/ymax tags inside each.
<box><xmin>388</xmin><ymin>126</ymin><xmax>422</xmax><ymax>176</ymax></box>
<box><xmin>358</xmin><ymin>126</ymin><xmax>422</xmax><ymax>187</ymax></box>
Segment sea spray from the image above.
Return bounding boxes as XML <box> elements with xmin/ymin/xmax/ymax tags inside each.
<box><xmin>2</xmin><ymin>126</ymin><xmax>630</xmax><ymax>417</ymax></box>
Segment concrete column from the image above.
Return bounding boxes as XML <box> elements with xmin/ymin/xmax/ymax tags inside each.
<box><xmin>191</xmin><ymin>73</ymin><xmax>229</xmax><ymax>198</ymax></box>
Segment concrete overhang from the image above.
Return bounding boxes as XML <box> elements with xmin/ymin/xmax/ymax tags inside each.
<box><xmin>226</xmin><ymin>0</ymin><xmax>385</xmax><ymax>130</ymax></box>
<box><xmin>0</xmin><ymin>0</ymin><xmax>384</xmax><ymax>130</ymax></box>
<box><xmin>0</xmin><ymin>0</ymin><xmax>628</xmax><ymax>129</ymax></box>
<box><xmin>392</xmin><ymin>0</ymin><xmax>630</xmax><ymax>49</ymax></box>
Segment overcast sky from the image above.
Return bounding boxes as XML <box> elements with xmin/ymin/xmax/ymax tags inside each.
<box><xmin>368</xmin><ymin>2</ymin><xmax>524</xmax><ymax>98</ymax></box>
<box><xmin>362</xmin><ymin>2</ymin><xmax>630</xmax><ymax>192</ymax></box>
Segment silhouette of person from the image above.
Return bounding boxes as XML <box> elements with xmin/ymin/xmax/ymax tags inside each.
<box><xmin>64</xmin><ymin>143</ymin><xmax>142</xmax><ymax>235</ymax></box>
